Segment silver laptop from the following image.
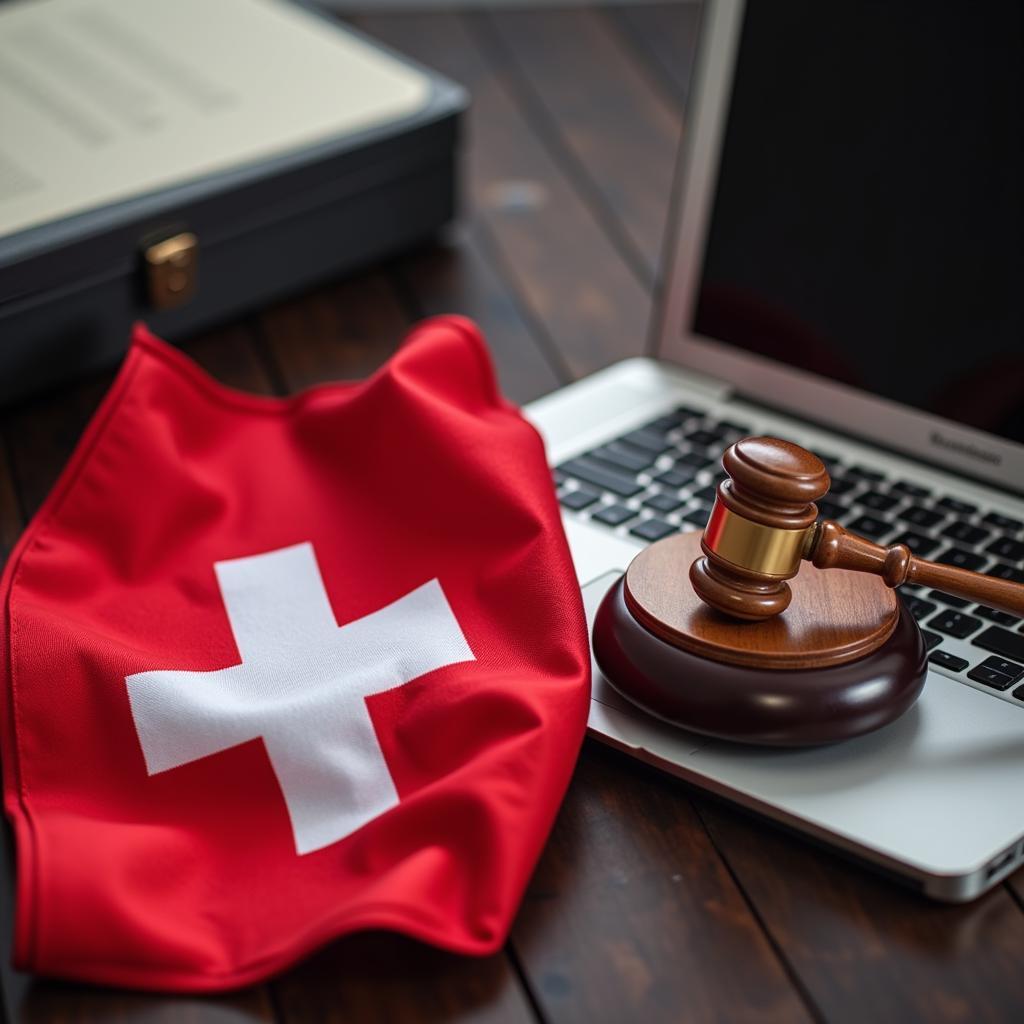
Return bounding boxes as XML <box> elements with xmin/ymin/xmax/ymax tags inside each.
<box><xmin>525</xmin><ymin>0</ymin><xmax>1024</xmax><ymax>902</ymax></box>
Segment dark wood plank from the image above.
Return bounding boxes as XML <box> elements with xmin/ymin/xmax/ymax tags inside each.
<box><xmin>1008</xmin><ymin>867</ymin><xmax>1024</xmax><ymax>907</ymax></box>
<box><xmin>1</xmin><ymin>822</ymin><xmax>35</xmax><ymax>1021</ymax></box>
<box><xmin>0</xmin><ymin>444</ymin><xmax>21</xmax><ymax>564</ymax></box>
<box><xmin>257</xmin><ymin>252</ymin><xmax>551</xmax><ymax>399</ymax></box>
<box><xmin>395</xmin><ymin>223</ymin><xmax>567</xmax><ymax>404</ymax></box>
<box><xmin>256</xmin><ymin>272</ymin><xmax>408</xmax><ymax>392</ymax></box>
<box><xmin>13</xmin><ymin>983</ymin><xmax>276</xmax><ymax>1024</ymax></box>
<box><xmin>510</xmin><ymin>745</ymin><xmax>812</xmax><ymax>1024</ymax></box>
<box><xmin>271</xmin><ymin>933</ymin><xmax>535</xmax><ymax>1024</ymax></box>
<box><xmin>698</xmin><ymin>797</ymin><xmax>1024</xmax><ymax>1024</ymax></box>
<box><xmin>3</xmin><ymin>374</ymin><xmax>112</xmax><ymax>521</ymax></box>
<box><xmin>354</xmin><ymin>12</ymin><xmax>652</xmax><ymax>380</ymax></box>
<box><xmin>2</xmin><ymin>326</ymin><xmax>268</xmax><ymax>520</ymax></box>
<box><xmin>606</xmin><ymin>2</ymin><xmax>705</xmax><ymax>111</ymax></box>
<box><xmin>476</xmin><ymin>8</ymin><xmax>682</xmax><ymax>283</ymax></box>
<box><xmin>261</xmin><ymin>249</ymin><xmax>563</xmax><ymax>407</ymax></box>
<box><xmin>255</xmin><ymin>232</ymin><xmax>565</xmax><ymax>407</ymax></box>
<box><xmin>183</xmin><ymin>322</ymin><xmax>277</xmax><ymax>397</ymax></box>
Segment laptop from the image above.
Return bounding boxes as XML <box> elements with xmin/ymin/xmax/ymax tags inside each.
<box><xmin>525</xmin><ymin>0</ymin><xmax>1024</xmax><ymax>902</ymax></box>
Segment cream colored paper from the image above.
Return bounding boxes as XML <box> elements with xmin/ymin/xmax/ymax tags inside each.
<box><xmin>0</xmin><ymin>0</ymin><xmax>430</xmax><ymax>237</ymax></box>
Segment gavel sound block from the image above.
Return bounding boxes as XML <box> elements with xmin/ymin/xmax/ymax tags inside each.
<box><xmin>592</xmin><ymin>437</ymin><xmax>1024</xmax><ymax>746</ymax></box>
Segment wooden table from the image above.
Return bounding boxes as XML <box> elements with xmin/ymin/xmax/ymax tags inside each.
<box><xmin>2</xmin><ymin>5</ymin><xmax>1023</xmax><ymax>1021</ymax></box>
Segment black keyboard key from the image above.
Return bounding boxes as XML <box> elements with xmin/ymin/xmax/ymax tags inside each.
<box><xmin>935</xmin><ymin>546</ymin><xmax>987</xmax><ymax>571</ymax></box>
<box><xmin>591</xmin><ymin>504</ymin><xmax>637</xmax><ymax>527</ymax></box>
<box><xmin>558</xmin><ymin>457</ymin><xmax>643</xmax><ymax>498</ymax></box>
<box><xmin>630</xmin><ymin>518</ymin><xmax>677</xmax><ymax>542</ymax></box>
<box><xmin>674</xmin><ymin>405</ymin><xmax>705</xmax><ymax>420</ymax></box>
<box><xmin>1014</xmin><ymin>683</ymin><xmax>1024</xmax><ymax>701</ymax></box>
<box><xmin>619</xmin><ymin>429</ymin><xmax>673</xmax><ymax>456</ymax></box>
<box><xmin>686</xmin><ymin>428</ymin><xmax>727</xmax><ymax>447</ymax></box>
<box><xmin>644</xmin><ymin>493</ymin><xmax>685</xmax><ymax>514</ymax></box>
<box><xmin>937</xmin><ymin>496</ymin><xmax>977</xmax><ymax>515</ymax></box>
<box><xmin>967</xmin><ymin>665</ymin><xmax>1016</xmax><ymax>691</ymax></box>
<box><xmin>928</xmin><ymin>590</ymin><xmax>972</xmax><ymax>609</ymax></box>
<box><xmin>846</xmin><ymin>465</ymin><xmax>886</xmax><ymax>483</ymax></box>
<box><xmin>692</xmin><ymin>484</ymin><xmax>719</xmax><ymax>504</ymax></box>
<box><xmin>941</xmin><ymin>522</ymin><xmax>990</xmax><ymax>546</ymax></box>
<box><xmin>847</xmin><ymin>514</ymin><xmax>892</xmax><ymax>540</ymax></box>
<box><xmin>676</xmin><ymin>451</ymin><xmax>714</xmax><ymax>470</ymax></box>
<box><xmin>827</xmin><ymin>476</ymin><xmax>858</xmax><ymax>496</ymax></box>
<box><xmin>903</xmin><ymin>595</ymin><xmax>937</xmax><ymax>620</ymax></box>
<box><xmin>972</xmin><ymin>625</ymin><xmax>1024</xmax><ymax>663</ymax></box>
<box><xmin>643</xmin><ymin>412</ymin><xmax>687</xmax><ymax>433</ymax></box>
<box><xmin>719</xmin><ymin>420</ymin><xmax>752</xmax><ymax>435</ymax></box>
<box><xmin>891</xmin><ymin>480</ymin><xmax>931</xmax><ymax>499</ymax></box>
<box><xmin>988</xmin><ymin>563</ymin><xmax>1024</xmax><ymax>585</ymax></box>
<box><xmin>976</xmin><ymin>655</ymin><xmax>1024</xmax><ymax>682</ymax></box>
<box><xmin>858</xmin><ymin>490</ymin><xmax>899</xmax><ymax>512</ymax></box>
<box><xmin>921</xmin><ymin>629</ymin><xmax>943</xmax><ymax>651</ymax></box>
<box><xmin>928</xmin><ymin>609</ymin><xmax>982</xmax><ymax>639</ymax></box>
<box><xmin>899</xmin><ymin>505</ymin><xmax>944</xmax><ymax>529</ymax></box>
<box><xmin>983</xmin><ymin>511</ymin><xmax>1024</xmax><ymax>532</ymax></box>
<box><xmin>975</xmin><ymin>605</ymin><xmax>1021</xmax><ymax>628</ymax></box>
<box><xmin>589</xmin><ymin>443</ymin><xmax>654</xmax><ymax>474</ymax></box>
<box><xmin>654</xmin><ymin>467</ymin><xmax>696</xmax><ymax>488</ymax></box>
<box><xmin>816</xmin><ymin>499</ymin><xmax>846</xmax><ymax>522</ymax></box>
<box><xmin>986</xmin><ymin>536</ymin><xmax>1024</xmax><ymax>562</ymax></box>
<box><xmin>683</xmin><ymin>508</ymin><xmax>711</xmax><ymax>529</ymax></box>
<box><xmin>552</xmin><ymin>469</ymin><xmax>566</xmax><ymax>486</ymax></box>
<box><xmin>560</xmin><ymin>488</ymin><xmax>600</xmax><ymax>510</ymax></box>
<box><xmin>929</xmin><ymin>650</ymin><xmax>968</xmax><ymax>672</ymax></box>
<box><xmin>811</xmin><ymin>448</ymin><xmax>843</xmax><ymax>464</ymax></box>
<box><xmin>890</xmin><ymin>531</ymin><xmax>940</xmax><ymax>557</ymax></box>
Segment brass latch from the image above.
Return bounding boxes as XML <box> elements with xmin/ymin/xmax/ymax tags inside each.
<box><xmin>144</xmin><ymin>232</ymin><xmax>198</xmax><ymax>310</ymax></box>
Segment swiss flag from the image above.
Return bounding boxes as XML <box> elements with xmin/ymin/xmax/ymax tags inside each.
<box><xmin>0</xmin><ymin>318</ymin><xmax>590</xmax><ymax>991</ymax></box>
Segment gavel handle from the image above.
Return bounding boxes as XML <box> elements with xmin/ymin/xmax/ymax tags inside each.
<box><xmin>808</xmin><ymin>520</ymin><xmax>1024</xmax><ymax>617</ymax></box>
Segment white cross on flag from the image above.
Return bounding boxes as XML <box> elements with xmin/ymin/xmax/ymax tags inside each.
<box><xmin>127</xmin><ymin>542</ymin><xmax>475</xmax><ymax>854</ymax></box>
<box><xmin>0</xmin><ymin>318</ymin><xmax>590</xmax><ymax>992</ymax></box>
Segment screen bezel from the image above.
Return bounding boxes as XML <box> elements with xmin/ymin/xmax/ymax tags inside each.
<box><xmin>655</xmin><ymin>0</ymin><xmax>1024</xmax><ymax>493</ymax></box>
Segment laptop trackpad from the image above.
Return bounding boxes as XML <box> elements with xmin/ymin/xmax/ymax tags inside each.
<box><xmin>690</xmin><ymin>673</ymin><xmax>1024</xmax><ymax>876</ymax></box>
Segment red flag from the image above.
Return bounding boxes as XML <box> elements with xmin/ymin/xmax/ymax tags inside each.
<box><xmin>0</xmin><ymin>318</ymin><xmax>589</xmax><ymax>991</ymax></box>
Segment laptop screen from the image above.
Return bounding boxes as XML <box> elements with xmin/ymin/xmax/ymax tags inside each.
<box><xmin>692</xmin><ymin>1</ymin><xmax>1024</xmax><ymax>446</ymax></box>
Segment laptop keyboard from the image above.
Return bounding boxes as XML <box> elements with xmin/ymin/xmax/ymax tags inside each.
<box><xmin>555</xmin><ymin>405</ymin><xmax>1024</xmax><ymax>706</ymax></box>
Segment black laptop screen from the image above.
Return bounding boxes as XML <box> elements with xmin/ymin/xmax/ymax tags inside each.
<box><xmin>692</xmin><ymin>1</ymin><xmax>1024</xmax><ymax>445</ymax></box>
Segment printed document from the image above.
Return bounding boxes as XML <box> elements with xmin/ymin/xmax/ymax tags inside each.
<box><xmin>0</xmin><ymin>0</ymin><xmax>429</xmax><ymax>237</ymax></box>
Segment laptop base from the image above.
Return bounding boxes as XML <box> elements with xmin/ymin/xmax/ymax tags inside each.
<box><xmin>528</xmin><ymin>358</ymin><xmax>1024</xmax><ymax>902</ymax></box>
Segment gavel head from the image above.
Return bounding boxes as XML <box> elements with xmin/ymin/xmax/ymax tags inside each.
<box><xmin>689</xmin><ymin>437</ymin><xmax>830</xmax><ymax>621</ymax></box>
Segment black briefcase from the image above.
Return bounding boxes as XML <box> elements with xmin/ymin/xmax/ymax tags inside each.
<box><xmin>0</xmin><ymin>0</ymin><xmax>465</xmax><ymax>404</ymax></box>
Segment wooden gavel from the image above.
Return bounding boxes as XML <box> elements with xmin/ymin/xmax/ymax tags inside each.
<box><xmin>690</xmin><ymin>436</ymin><xmax>1024</xmax><ymax>622</ymax></box>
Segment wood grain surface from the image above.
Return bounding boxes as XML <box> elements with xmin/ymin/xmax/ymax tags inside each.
<box><xmin>1</xmin><ymin>5</ymin><xmax>1022</xmax><ymax>1023</ymax></box>
<box><xmin>626</xmin><ymin>532</ymin><xmax>899</xmax><ymax>668</ymax></box>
